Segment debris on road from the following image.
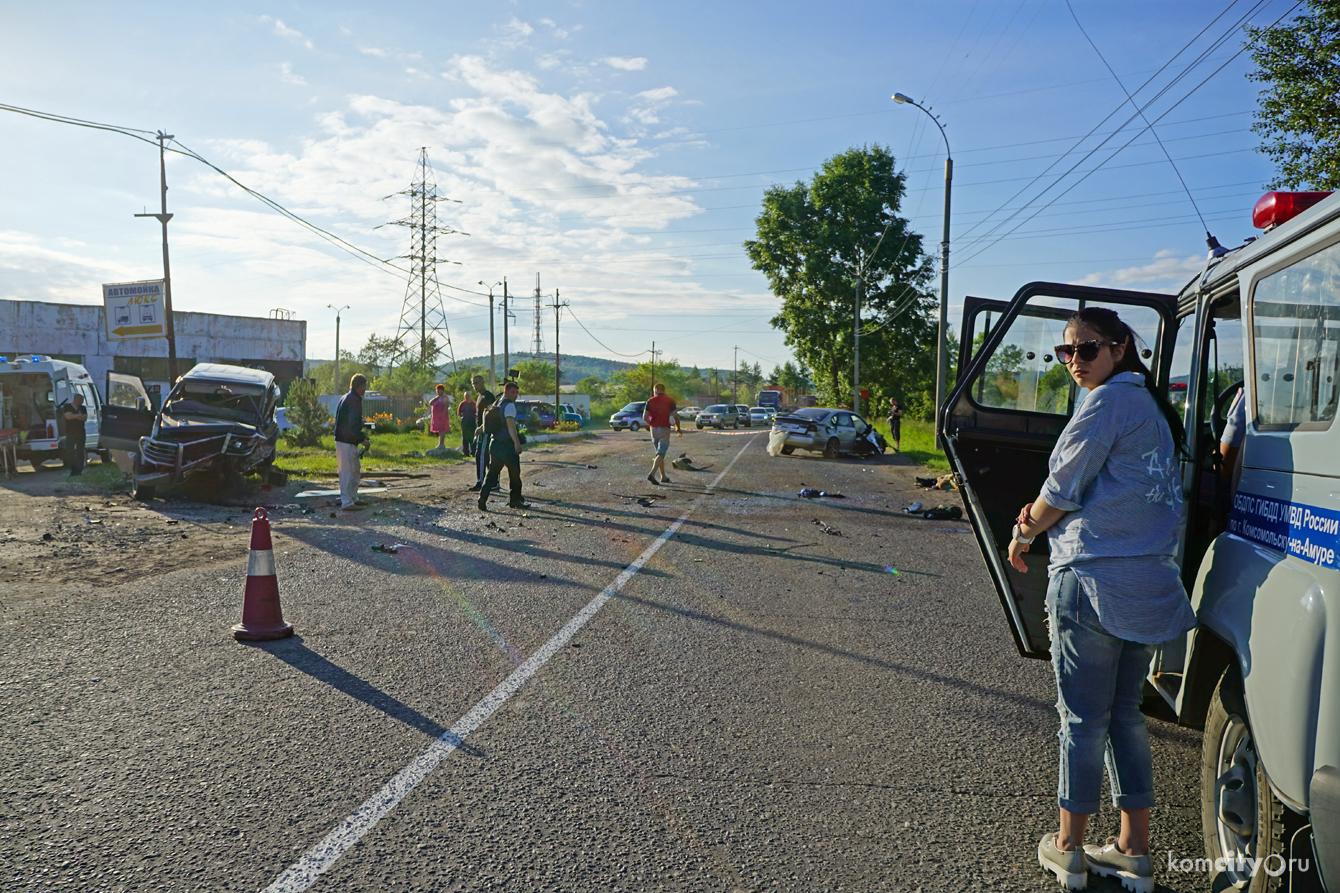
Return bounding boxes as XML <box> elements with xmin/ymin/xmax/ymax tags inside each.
<box><xmin>915</xmin><ymin>474</ymin><xmax>958</xmax><ymax>490</ymax></box>
<box><xmin>371</xmin><ymin>543</ymin><xmax>413</xmax><ymax>554</ymax></box>
<box><xmin>671</xmin><ymin>453</ymin><xmax>713</xmax><ymax>471</ymax></box>
<box><xmin>799</xmin><ymin>488</ymin><xmax>844</xmax><ymax>499</ymax></box>
<box><xmin>902</xmin><ymin>502</ymin><xmax>924</xmax><ymax>514</ymax></box>
<box><xmin>812</xmin><ymin>518</ymin><xmax>843</xmax><ymax>536</ymax></box>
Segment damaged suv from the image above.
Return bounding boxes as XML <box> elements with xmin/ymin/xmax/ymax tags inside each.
<box><xmin>101</xmin><ymin>363</ymin><xmax>282</xmax><ymax>500</ymax></box>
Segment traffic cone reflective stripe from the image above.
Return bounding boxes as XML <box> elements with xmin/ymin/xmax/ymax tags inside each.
<box><xmin>232</xmin><ymin>507</ymin><xmax>294</xmax><ymax>641</ymax></box>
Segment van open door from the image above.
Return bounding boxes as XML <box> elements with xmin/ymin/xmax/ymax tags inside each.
<box><xmin>940</xmin><ymin>282</ymin><xmax>1179</xmax><ymax>658</ymax></box>
<box><xmin>100</xmin><ymin>371</ymin><xmax>155</xmax><ymax>452</ymax></box>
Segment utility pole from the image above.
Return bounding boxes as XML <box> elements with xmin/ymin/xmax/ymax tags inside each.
<box><xmin>532</xmin><ymin>273</ymin><xmax>545</xmax><ymax>360</ymax></box>
<box><xmin>733</xmin><ymin>346</ymin><xmax>739</xmax><ymax>403</ymax></box>
<box><xmin>134</xmin><ymin>131</ymin><xmax>178</xmax><ymax>383</ymax></box>
<box><xmin>479</xmin><ymin>281</ymin><xmax>500</xmax><ymax>389</ymax></box>
<box><xmin>551</xmin><ymin>289</ymin><xmax>567</xmax><ymax>414</ymax></box>
<box><xmin>854</xmin><ymin>273</ymin><xmax>863</xmax><ymax>412</ymax></box>
<box><xmin>328</xmin><ymin>304</ymin><xmax>349</xmax><ymax>392</ymax></box>
<box><xmin>501</xmin><ymin>277</ymin><xmax>510</xmax><ymax>382</ymax></box>
<box><xmin>650</xmin><ymin>342</ymin><xmax>659</xmax><ymax>395</ymax></box>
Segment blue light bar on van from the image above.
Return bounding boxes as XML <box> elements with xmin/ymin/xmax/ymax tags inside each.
<box><xmin>31</xmin><ymin>356</ymin><xmax>40</xmax><ymax>362</ymax></box>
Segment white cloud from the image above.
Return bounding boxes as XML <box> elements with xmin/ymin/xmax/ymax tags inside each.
<box><xmin>167</xmin><ymin>56</ymin><xmax>718</xmax><ymax>349</ymax></box>
<box><xmin>279</xmin><ymin>62</ymin><xmax>307</xmax><ymax>86</ymax></box>
<box><xmin>627</xmin><ymin>86</ymin><xmax>679</xmax><ymax>128</ymax></box>
<box><xmin>260</xmin><ymin>15</ymin><xmax>313</xmax><ymax>50</ymax></box>
<box><xmin>499</xmin><ymin>17</ymin><xmax>533</xmax><ymax>45</ymax></box>
<box><xmin>538</xmin><ymin>18</ymin><xmax>570</xmax><ymax>39</ymax></box>
<box><xmin>1073</xmin><ymin>250</ymin><xmax>1203</xmax><ymax>289</ymax></box>
<box><xmin>603</xmin><ymin>56</ymin><xmax>648</xmax><ymax>71</ymax></box>
<box><xmin>360</xmin><ymin>46</ymin><xmax>387</xmax><ymax>57</ymax></box>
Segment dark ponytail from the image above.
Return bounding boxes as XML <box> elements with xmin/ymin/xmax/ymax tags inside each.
<box><xmin>1067</xmin><ymin>307</ymin><xmax>1186</xmax><ymax>457</ymax></box>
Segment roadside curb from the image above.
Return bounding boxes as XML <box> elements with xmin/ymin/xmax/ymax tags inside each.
<box><xmin>525</xmin><ymin>431</ymin><xmax>590</xmax><ymax>444</ymax></box>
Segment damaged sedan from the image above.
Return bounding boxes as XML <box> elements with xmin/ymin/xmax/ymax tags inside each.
<box><xmin>100</xmin><ymin>364</ymin><xmax>282</xmax><ymax>500</ymax></box>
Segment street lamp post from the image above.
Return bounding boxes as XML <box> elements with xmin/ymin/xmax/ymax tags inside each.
<box><xmin>893</xmin><ymin>92</ymin><xmax>952</xmax><ymax>434</ymax></box>
<box><xmin>479</xmin><ymin>281</ymin><xmax>501</xmax><ymax>389</ymax></box>
<box><xmin>328</xmin><ymin>304</ymin><xmax>350</xmax><ymax>393</ymax></box>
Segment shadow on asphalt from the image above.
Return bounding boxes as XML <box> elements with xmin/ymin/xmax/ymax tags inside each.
<box><xmin>614</xmin><ymin>592</ymin><xmax>1053</xmax><ymax>715</ymax></box>
<box><xmin>242</xmin><ymin>635</ymin><xmax>485</xmax><ymax>754</ymax></box>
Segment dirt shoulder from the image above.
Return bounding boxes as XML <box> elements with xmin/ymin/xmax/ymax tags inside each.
<box><xmin>0</xmin><ymin>433</ymin><xmax>632</xmax><ymax>604</ymax></box>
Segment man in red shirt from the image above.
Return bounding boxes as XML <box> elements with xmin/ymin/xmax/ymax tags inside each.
<box><xmin>642</xmin><ymin>383</ymin><xmax>681</xmax><ymax>485</ymax></box>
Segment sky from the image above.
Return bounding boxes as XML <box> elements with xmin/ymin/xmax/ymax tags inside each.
<box><xmin>0</xmin><ymin>0</ymin><xmax>1297</xmax><ymax>375</ymax></box>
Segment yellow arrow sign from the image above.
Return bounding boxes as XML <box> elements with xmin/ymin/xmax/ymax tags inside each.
<box><xmin>112</xmin><ymin>325</ymin><xmax>164</xmax><ymax>337</ymax></box>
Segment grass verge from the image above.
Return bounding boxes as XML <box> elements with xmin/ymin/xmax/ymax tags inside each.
<box><xmin>276</xmin><ymin>433</ymin><xmax>464</xmax><ymax>476</ymax></box>
<box><xmin>873</xmin><ymin>417</ymin><xmax>949</xmax><ymax>473</ymax></box>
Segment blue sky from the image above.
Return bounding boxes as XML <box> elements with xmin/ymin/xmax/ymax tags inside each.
<box><xmin>0</xmin><ymin>0</ymin><xmax>1292</xmax><ymax>374</ymax></box>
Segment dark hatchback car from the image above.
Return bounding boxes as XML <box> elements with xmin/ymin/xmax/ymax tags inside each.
<box><xmin>100</xmin><ymin>363</ymin><xmax>282</xmax><ymax>500</ymax></box>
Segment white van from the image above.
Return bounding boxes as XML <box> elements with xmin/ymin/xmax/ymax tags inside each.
<box><xmin>0</xmin><ymin>355</ymin><xmax>103</xmax><ymax>468</ymax></box>
<box><xmin>942</xmin><ymin>191</ymin><xmax>1340</xmax><ymax>891</ymax></box>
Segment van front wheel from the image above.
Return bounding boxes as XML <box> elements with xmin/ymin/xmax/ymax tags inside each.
<box><xmin>1200</xmin><ymin>668</ymin><xmax>1295</xmax><ymax>892</ymax></box>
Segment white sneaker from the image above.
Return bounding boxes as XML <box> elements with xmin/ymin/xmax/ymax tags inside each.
<box><xmin>1038</xmin><ymin>833</ymin><xmax>1088</xmax><ymax>890</ymax></box>
<box><xmin>1083</xmin><ymin>839</ymin><xmax>1152</xmax><ymax>893</ymax></box>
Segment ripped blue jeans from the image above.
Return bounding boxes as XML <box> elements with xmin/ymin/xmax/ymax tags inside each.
<box><xmin>1047</xmin><ymin>567</ymin><xmax>1156</xmax><ymax>814</ymax></box>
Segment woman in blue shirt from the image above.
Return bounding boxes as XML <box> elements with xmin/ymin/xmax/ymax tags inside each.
<box><xmin>1011</xmin><ymin>307</ymin><xmax>1197</xmax><ymax>892</ymax></box>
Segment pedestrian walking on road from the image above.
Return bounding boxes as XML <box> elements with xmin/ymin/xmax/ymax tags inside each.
<box><xmin>642</xmin><ymin>383</ymin><xmax>681</xmax><ymax>485</ymax></box>
<box><xmin>334</xmin><ymin>374</ymin><xmax>370</xmax><ymax>512</ymax></box>
<box><xmin>61</xmin><ymin>392</ymin><xmax>88</xmax><ymax>476</ymax></box>
<box><xmin>468</xmin><ymin>375</ymin><xmax>495</xmax><ymax>492</ymax></box>
<box><xmin>478</xmin><ymin>380</ymin><xmax>527</xmax><ymax>511</ymax></box>
<box><xmin>1009</xmin><ymin>307</ymin><xmax>1195</xmax><ymax>892</ymax></box>
<box><xmin>886</xmin><ymin>397</ymin><xmax>903</xmax><ymax>453</ymax></box>
<box><xmin>428</xmin><ymin>384</ymin><xmax>451</xmax><ymax>450</ymax></box>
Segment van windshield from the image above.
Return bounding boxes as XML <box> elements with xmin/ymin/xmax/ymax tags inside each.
<box><xmin>164</xmin><ymin>380</ymin><xmax>267</xmax><ymax>424</ymax></box>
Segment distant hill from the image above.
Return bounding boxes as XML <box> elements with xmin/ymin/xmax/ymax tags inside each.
<box><xmin>450</xmin><ymin>352</ymin><xmax>636</xmax><ymax>383</ymax></box>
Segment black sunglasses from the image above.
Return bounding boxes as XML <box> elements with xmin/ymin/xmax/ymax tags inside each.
<box><xmin>1053</xmin><ymin>340</ymin><xmax>1121</xmax><ymax>364</ymax></box>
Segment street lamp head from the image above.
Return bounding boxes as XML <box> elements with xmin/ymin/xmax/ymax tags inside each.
<box><xmin>892</xmin><ymin>93</ymin><xmax>913</xmax><ymax>104</ymax></box>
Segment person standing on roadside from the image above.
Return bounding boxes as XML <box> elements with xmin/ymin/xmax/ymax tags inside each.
<box><xmin>334</xmin><ymin>374</ymin><xmax>370</xmax><ymax>512</ymax></box>
<box><xmin>642</xmin><ymin>383</ymin><xmax>681</xmax><ymax>485</ymax></box>
<box><xmin>428</xmin><ymin>384</ymin><xmax>451</xmax><ymax>450</ymax></box>
<box><xmin>478</xmin><ymin>379</ymin><xmax>527</xmax><ymax>511</ymax></box>
<box><xmin>468</xmin><ymin>374</ymin><xmax>495</xmax><ymax>492</ymax></box>
<box><xmin>886</xmin><ymin>397</ymin><xmax>904</xmax><ymax>453</ymax></box>
<box><xmin>457</xmin><ymin>392</ymin><xmax>477</xmax><ymax>457</ymax></box>
<box><xmin>61</xmin><ymin>392</ymin><xmax>88</xmax><ymax>476</ymax></box>
<box><xmin>1010</xmin><ymin>308</ymin><xmax>1196</xmax><ymax>893</ymax></box>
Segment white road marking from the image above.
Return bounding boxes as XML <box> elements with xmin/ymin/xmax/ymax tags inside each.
<box><xmin>263</xmin><ymin>436</ymin><xmax>758</xmax><ymax>892</ymax></box>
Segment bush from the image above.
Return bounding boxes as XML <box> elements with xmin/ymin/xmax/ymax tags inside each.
<box><xmin>555</xmin><ymin>420</ymin><xmax>582</xmax><ymax>433</ymax></box>
<box><xmin>371</xmin><ymin>412</ymin><xmax>399</xmax><ymax>434</ymax></box>
<box><xmin>284</xmin><ymin>379</ymin><xmax>331</xmax><ymax>447</ymax></box>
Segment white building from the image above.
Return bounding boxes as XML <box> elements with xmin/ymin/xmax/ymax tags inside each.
<box><xmin>0</xmin><ymin>299</ymin><xmax>306</xmax><ymax>400</ymax></box>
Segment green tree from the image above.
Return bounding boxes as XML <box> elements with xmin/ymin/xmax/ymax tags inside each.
<box><xmin>282</xmin><ymin>378</ymin><xmax>331</xmax><ymax>447</ymax></box>
<box><xmin>575</xmin><ymin>376</ymin><xmax>606</xmax><ymax>397</ymax></box>
<box><xmin>515</xmin><ymin>359</ymin><xmax>557</xmax><ymax>395</ymax></box>
<box><xmin>357</xmin><ymin>333</ymin><xmax>401</xmax><ymax>377</ymax></box>
<box><xmin>744</xmin><ymin>144</ymin><xmax>937</xmax><ymax>408</ymax></box>
<box><xmin>607</xmin><ymin>359</ymin><xmax>688</xmax><ymax>405</ymax></box>
<box><xmin>310</xmin><ymin>353</ymin><xmax>373</xmax><ymax>395</ymax></box>
<box><xmin>1248</xmin><ymin>1</ymin><xmax>1340</xmax><ymax>189</ymax></box>
<box><xmin>444</xmin><ymin>364</ymin><xmax>485</xmax><ymax>397</ymax></box>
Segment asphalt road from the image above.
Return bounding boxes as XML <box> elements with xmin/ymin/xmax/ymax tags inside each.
<box><xmin>1</xmin><ymin>430</ymin><xmax>1211</xmax><ymax>892</ymax></box>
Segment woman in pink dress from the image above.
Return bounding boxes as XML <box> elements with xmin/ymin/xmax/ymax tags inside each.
<box><xmin>429</xmin><ymin>384</ymin><xmax>451</xmax><ymax>449</ymax></box>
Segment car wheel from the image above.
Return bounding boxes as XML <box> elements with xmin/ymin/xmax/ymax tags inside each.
<box><xmin>132</xmin><ymin>479</ymin><xmax>156</xmax><ymax>501</ymax></box>
<box><xmin>629</xmin><ymin>422</ymin><xmax>640</xmax><ymax>432</ymax></box>
<box><xmin>1201</xmin><ymin>668</ymin><xmax>1297</xmax><ymax>892</ymax></box>
<box><xmin>781</xmin><ymin>446</ymin><xmax>795</xmax><ymax>455</ymax></box>
<box><xmin>823</xmin><ymin>438</ymin><xmax>840</xmax><ymax>460</ymax></box>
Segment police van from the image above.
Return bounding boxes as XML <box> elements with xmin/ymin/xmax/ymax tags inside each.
<box><xmin>942</xmin><ymin>191</ymin><xmax>1340</xmax><ymax>890</ymax></box>
<box><xmin>0</xmin><ymin>355</ymin><xmax>103</xmax><ymax>468</ymax></box>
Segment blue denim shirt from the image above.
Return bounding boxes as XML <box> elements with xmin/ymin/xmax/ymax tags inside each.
<box><xmin>1041</xmin><ymin>372</ymin><xmax>1198</xmax><ymax>644</ymax></box>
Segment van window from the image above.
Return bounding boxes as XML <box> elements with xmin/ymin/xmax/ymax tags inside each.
<box><xmin>965</xmin><ymin>300</ymin><xmax>1164</xmax><ymax>415</ymax></box>
<box><xmin>1251</xmin><ymin>239</ymin><xmax>1340</xmax><ymax>428</ymax></box>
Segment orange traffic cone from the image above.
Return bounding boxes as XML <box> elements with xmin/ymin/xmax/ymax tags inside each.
<box><xmin>232</xmin><ymin>507</ymin><xmax>294</xmax><ymax>641</ymax></box>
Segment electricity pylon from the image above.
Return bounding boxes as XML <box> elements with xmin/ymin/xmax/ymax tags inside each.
<box><xmin>387</xmin><ymin>148</ymin><xmax>464</xmax><ymax>372</ymax></box>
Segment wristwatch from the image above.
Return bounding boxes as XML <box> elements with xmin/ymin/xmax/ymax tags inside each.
<box><xmin>1012</xmin><ymin>523</ymin><xmax>1035</xmax><ymax>545</ymax></box>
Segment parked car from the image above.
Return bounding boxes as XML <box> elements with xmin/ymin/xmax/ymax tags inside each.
<box><xmin>941</xmin><ymin>190</ymin><xmax>1340</xmax><ymax>892</ymax></box>
<box><xmin>558</xmin><ymin>403</ymin><xmax>585</xmax><ymax>423</ymax></box>
<box><xmin>513</xmin><ymin>400</ymin><xmax>558</xmax><ymax>430</ymax></box>
<box><xmin>0</xmin><ymin>354</ymin><xmax>105</xmax><ymax>468</ymax></box>
<box><xmin>609</xmin><ymin>401</ymin><xmax>647</xmax><ymax>431</ymax></box>
<box><xmin>100</xmin><ymin>363</ymin><xmax>282</xmax><ymax>501</ymax></box>
<box><xmin>677</xmin><ymin>406</ymin><xmax>701</xmax><ymax>421</ymax></box>
<box><xmin>770</xmin><ymin>408</ymin><xmax>883</xmax><ymax>458</ymax></box>
<box><xmin>735</xmin><ymin>404</ymin><xmax>753</xmax><ymax>427</ymax></box>
<box><xmin>695</xmin><ymin>404</ymin><xmax>740</xmax><ymax>429</ymax></box>
<box><xmin>749</xmin><ymin>406</ymin><xmax>774</xmax><ymax>425</ymax></box>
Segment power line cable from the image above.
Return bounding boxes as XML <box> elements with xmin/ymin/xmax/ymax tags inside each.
<box><xmin>564</xmin><ymin>307</ymin><xmax>651</xmax><ymax>358</ymax></box>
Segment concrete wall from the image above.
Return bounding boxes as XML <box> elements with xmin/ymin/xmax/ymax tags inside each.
<box><xmin>0</xmin><ymin>299</ymin><xmax>306</xmax><ymax>399</ymax></box>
